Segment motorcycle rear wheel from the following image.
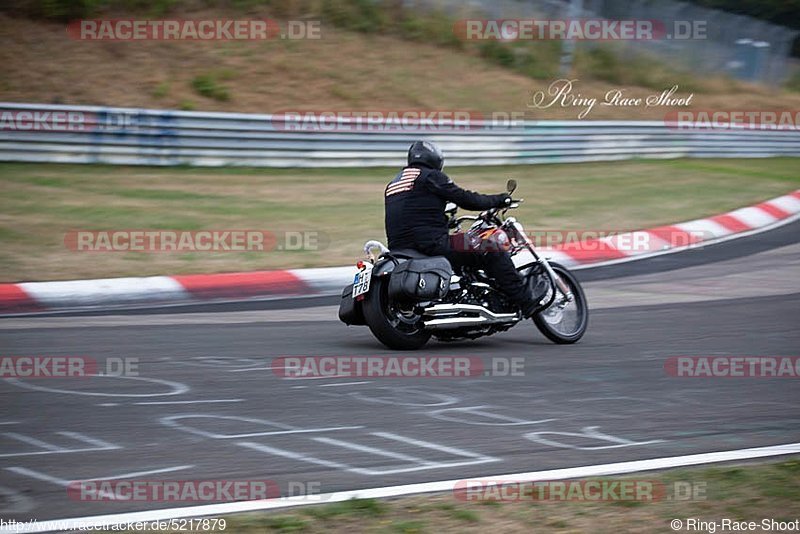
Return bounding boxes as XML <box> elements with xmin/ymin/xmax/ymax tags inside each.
<box><xmin>363</xmin><ymin>276</ymin><xmax>431</xmax><ymax>350</ymax></box>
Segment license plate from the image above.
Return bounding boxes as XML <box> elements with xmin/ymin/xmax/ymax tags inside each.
<box><xmin>352</xmin><ymin>265</ymin><xmax>373</xmax><ymax>298</ymax></box>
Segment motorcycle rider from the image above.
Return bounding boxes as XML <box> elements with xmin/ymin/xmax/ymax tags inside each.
<box><xmin>385</xmin><ymin>140</ymin><xmax>537</xmax><ymax>317</ymax></box>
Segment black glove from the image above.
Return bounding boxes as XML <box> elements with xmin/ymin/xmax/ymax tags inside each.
<box><xmin>496</xmin><ymin>194</ymin><xmax>513</xmax><ymax>208</ymax></box>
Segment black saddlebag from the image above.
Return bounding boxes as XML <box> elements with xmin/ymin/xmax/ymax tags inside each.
<box><xmin>388</xmin><ymin>257</ymin><xmax>452</xmax><ymax>301</ymax></box>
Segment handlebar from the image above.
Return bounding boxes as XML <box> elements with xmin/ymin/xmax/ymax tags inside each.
<box><xmin>485</xmin><ymin>197</ymin><xmax>523</xmax><ymax>216</ymax></box>
<box><xmin>445</xmin><ymin>183</ymin><xmax>523</xmax><ymax>229</ymax></box>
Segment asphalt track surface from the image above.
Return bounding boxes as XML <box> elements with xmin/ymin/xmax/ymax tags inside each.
<box><xmin>0</xmin><ymin>221</ymin><xmax>798</xmax><ymax>521</ymax></box>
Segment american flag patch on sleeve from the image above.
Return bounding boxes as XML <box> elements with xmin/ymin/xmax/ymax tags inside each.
<box><xmin>385</xmin><ymin>167</ymin><xmax>421</xmax><ymax>197</ymax></box>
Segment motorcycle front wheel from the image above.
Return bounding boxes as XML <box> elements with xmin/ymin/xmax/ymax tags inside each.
<box><xmin>532</xmin><ymin>262</ymin><xmax>588</xmax><ymax>344</ymax></box>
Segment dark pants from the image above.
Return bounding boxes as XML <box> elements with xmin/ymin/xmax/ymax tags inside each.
<box><xmin>446</xmin><ymin>250</ymin><xmax>530</xmax><ymax>305</ymax></box>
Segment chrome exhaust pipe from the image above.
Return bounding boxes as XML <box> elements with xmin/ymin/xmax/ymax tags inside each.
<box><xmin>423</xmin><ymin>303</ymin><xmax>520</xmax><ymax>330</ymax></box>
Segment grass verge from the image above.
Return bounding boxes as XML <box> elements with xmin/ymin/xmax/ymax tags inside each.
<box><xmin>0</xmin><ymin>158</ymin><xmax>798</xmax><ymax>282</ymax></box>
<box><xmin>218</xmin><ymin>458</ymin><xmax>800</xmax><ymax>533</ymax></box>
<box><xmin>3</xmin><ymin>8</ymin><xmax>800</xmax><ymax>117</ymax></box>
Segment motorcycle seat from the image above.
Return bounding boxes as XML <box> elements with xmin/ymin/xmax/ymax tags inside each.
<box><xmin>389</xmin><ymin>249</ymin><xmax>433</xmax><ymax>260</ymax></box>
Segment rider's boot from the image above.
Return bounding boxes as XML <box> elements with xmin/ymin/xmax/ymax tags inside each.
<box><xmin>508</xmin><ymin>282</ymin><xmax>535</xmax><ymax>318</ymax></box>
<box><xmin>520</xmin><ymin>299</ymin><xmax>538</xmax><ymax>318</ymax></box>
<box><xmin>518</xmin><ymin>270</ymin><xmax>549</xmax><ymax>318</ymax></box>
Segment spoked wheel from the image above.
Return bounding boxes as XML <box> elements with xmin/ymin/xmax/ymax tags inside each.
<box><xmin>362</xmin><ymin>276</ymin><xmax>431</xmax><ymax>350</ymax></box>
<box><xmin>532</xmin><ymin>262</ymin><xmax>588</xmax><ymax>344</ymax></box>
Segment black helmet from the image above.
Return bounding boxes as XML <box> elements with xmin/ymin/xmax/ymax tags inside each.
<box><xmin>407</xmin><ymin>140</ymin><xmax>444</xmax><ymax>170</ymax></box>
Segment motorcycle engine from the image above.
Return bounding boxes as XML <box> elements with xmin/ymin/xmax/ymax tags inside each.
<box><xmin>459</xmin><ymin>270</ymin><xmax>514</xmax><ymax>311</ymax></box>
<box><xmin>433</xmin><ymin>269</ymin><xmax>517</xmax><ymax>342</ymax></box>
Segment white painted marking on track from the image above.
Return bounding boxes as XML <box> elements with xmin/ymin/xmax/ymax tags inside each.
<box><xmin>7</xmin><ymin>465</ymin><xmax>192</xmax><ymax>486</ymax></box>
<box><xmin>3</xmin><ymin>376</ymin><xmax>189</xmax><ymax>398</ymax></box>
<box><xmin>57</xmin><ymin>432</ymin><xmax>121</xmax><ymax>450</ymax></box>
<box><xmin>238</xmin><ymin>442</ymin><xmax>352</xmax><ymax>471</ymax></box>
<box><xmin>199</xmin><ymin>426</ymin><xmax>365</xmax><ymax>438</ymax></box>
<box><xmin>133</xmin><ymin>399</ymin><xmax>244</xmax><ymax>405</ymax></box>
<box><xmin>318</xmin><ymin>381</ymin><xmax>371</xmax><ymax>388</ymax></box>
<box><xmin>312</xmin><ymin>437</ymin><xmax>435</xmax><ymax>465</ymax></box>
<box><xmin>9</xmin><ymin>469</ymin><xmax>126</xmax><ymax>503</ymax></box>
<box><xmin>0</xmin><ymin>432</ymin><xmax>119</xmax><ymax>458</ymax></box>
<box><xmin>426</xmin><ymin>406</ymin><xmax>556</xmax><ymax>426</ymax></box>
<box><xmin>4</xmin><ymin>433</ymin><xmax>64</xmax><ymax>452</ymax></box>
<box><xmin>7</xmin><ymin>465</ymin><xmax>193</xmax><ymax>501</ymax></box>
<box><xmin>523</xmin><ymin>426</ymin><xmax>664</xmax><ymax>450</ymax></box>
<box><xmin>160</xmin><ymin>414</ymin><xmax>362</xmax><ymax>439</ymax></box>
<box><xmin>240</xmin><ymin>430</ymin><xmax>498</xmax><ymax>476</ymax></box>
<box><xmin>228</xmin><ymin>366</ymin><xmax>284</xmax><ymax>373</ymax></box>
<box><xmin>5</xmin><ymin>442</ymin><xmax>799</xmax><ymax>533</ymax></box>
<box><xmin>79</xmin><ymin>466</ymin><xmax>194</xmax><ymax>482</ymax></box>
<box><xmin>0</xmin><ymin>422</ymin><xmax>19</xmax><ymax>426</ymax></box>
<box><xmin>372</xmin><ymin>432</ymin><xmax>497</xmax><ymax>461</ymax></box>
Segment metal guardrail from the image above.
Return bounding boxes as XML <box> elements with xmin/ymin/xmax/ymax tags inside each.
<box><xmin>1</xmin><ymin>102</ymin><xmax>799</xmax><ymax>167</ymax></box>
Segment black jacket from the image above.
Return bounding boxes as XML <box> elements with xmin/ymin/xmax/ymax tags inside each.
<box><xmin>384</xmin><ymin>165</ymin><xmax>508</xmax><ymax>255</ymax></box>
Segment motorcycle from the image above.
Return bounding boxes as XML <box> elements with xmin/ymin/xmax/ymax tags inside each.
<box><xmin>338</xmin><ymin>179</ymin><xmax>588</xmax><ymax>350</ymax></box>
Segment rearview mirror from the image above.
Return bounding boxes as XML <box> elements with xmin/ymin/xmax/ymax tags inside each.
<box><xmin>444</xmin><ymin>202</ymin><xmax>457</xmax><ymax>214</ymax></box>
<box><xmin>506</xmin><ymin>179</ymin><xmax>517</xmax><ymax>194</ymax></box>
